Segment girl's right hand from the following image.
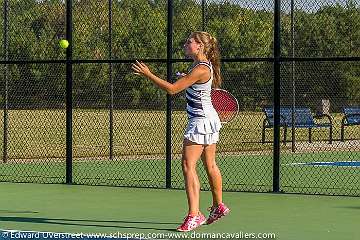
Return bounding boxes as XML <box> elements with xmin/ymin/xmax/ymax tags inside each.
<box><xmin>132</xmin><ymin>60</ymin><xmax>152</xmax><ymax>78</ymax></box>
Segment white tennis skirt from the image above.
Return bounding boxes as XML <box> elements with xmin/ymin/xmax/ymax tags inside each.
<box><xmin>184</xmin><ymin>117</ymin><xmax>222</xmax><ymax>145</ymax></box>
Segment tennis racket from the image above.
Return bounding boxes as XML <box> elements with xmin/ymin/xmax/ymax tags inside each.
<box><xmin>211</xmin><ymin>88</ymin><xmax>239</xmax><ymax>123</ymax></box>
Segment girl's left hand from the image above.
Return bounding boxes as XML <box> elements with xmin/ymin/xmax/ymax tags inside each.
<box><xmin>132</xmin><ymin>60</ymin><xmax>152</xmax><ymax>77</ymax></box>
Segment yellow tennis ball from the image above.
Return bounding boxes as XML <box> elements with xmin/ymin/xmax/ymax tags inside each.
<box><xmin>59</xmin><ymin>39</ymin><xmax>69</xmax><ymax>49</ymax></box>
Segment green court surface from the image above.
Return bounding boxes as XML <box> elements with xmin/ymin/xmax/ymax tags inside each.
<box><xmin>0</xmin><ymin>182</ymin><xmax>359</xmax><ymax>240</ymax></box>
<box><xmin>1</xmin><ymin>151</ymin><xmax>360</xmax><ymax>195</ymax></box>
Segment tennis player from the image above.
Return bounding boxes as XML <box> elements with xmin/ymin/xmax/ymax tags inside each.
<box><xmin>132</xmin><ymin>31</ymin><xmax>230</xmax><ymax>232</ymax></box>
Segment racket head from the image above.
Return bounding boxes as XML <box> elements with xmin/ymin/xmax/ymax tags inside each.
<box><xmin>211</xmin><ymin>88</ymin><xmax>239</xmax><ymax>123</ymax></box>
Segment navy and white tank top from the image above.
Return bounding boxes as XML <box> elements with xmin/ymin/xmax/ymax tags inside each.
<box><xmin>185</xmin><ymin>61</ymin><xmax>218</xmax><ymax>119</ymax></box>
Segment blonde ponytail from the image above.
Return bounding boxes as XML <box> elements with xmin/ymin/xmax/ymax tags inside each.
<box><xmin>191</xmin><ymin>31</ymin><xmax>222</xmax><ymax>88</ymax></box>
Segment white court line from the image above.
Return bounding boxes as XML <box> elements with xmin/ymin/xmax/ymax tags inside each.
<box><xmin>285</xmin><ymin>161</ymin><xmax>336</xmax><ymax>166</ymax></box>
<box><xmin>285</xmin><ymin>161</ymin><xmax>360</xmax><ymax>167</ymax></box>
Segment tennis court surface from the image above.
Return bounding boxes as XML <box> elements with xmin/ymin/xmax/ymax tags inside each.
<box><xmin>0</xmin><ymin>182</ymin><xmax>358</xmax><ymax>240</ymax></box>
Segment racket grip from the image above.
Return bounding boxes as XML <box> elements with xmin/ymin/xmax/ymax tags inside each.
<box><xmin>176</xmin><ymin>72</ymin><xmax>186</xmax><ymax>78</ymax></box>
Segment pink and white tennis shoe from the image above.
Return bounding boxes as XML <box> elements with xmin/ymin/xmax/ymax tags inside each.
<box><xmin>177</xmin><ymin>213</ymin><xmax>206</xmax><ymax>232</ymax></box>
<box><xmin>206</xmin><ymin>203</ymin><xmax>230</xmax><ymax>225</ymax></box>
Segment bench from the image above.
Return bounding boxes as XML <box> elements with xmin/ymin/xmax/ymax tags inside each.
<box><xmin>341</xmin><ymin>107</ymin><xmax>360</xmax><ymax>141</ymax></box>
<box><xmin>262</xmin><ymin>107</ymin><xmax>333</xmax><ymax>144</ymax></box>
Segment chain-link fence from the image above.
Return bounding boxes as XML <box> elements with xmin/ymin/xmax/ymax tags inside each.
<box><xmin>0</xmin><ymin>0</ymin><xmax>359</xmax><ymax>196</ymax></box>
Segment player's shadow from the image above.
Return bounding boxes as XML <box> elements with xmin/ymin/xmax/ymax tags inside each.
<box><xmin>0</xmin><ymin>210</ymin><xmax>39</xmax><ymax>214</ymax></box>
<box><xmin>337</xmin><ymin>206</ymin><xmax>360</xmax><ymax>210</ymax></box>
<box><xmin>0</xmin><ymin>216</ymin><xmax>179</xmax><ymax>231</ymax></box>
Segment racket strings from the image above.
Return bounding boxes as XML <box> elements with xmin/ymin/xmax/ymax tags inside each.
<box><xmin>211</xmin><ymin>90</ymin><xmax>239</xmax><ymax>123</ymax></box>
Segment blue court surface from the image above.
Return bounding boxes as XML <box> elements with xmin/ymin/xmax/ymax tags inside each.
<box><xmin>0</xmin><ymin>229</ymin><xmax>144</xmax><ymax>240</ymax></box>
<box><xmin>288</xmin><ymin>161</ymin><xmax>360</xmax><ymax>167</ymax></box>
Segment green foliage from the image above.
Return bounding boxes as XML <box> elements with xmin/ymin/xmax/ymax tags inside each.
<box><xmin>0</xmin><ymin>0</ymin><xmax>359</xmax><ymax>111</ymax></box>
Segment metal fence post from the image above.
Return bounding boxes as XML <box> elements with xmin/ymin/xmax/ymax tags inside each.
<box><xmin>66</xmin><ymin>0</ymin><xmax>73</xmax><ymax>184</ymax></box>
<box><xmin>109</xmin><ymin>0</ymin><xmax>114</xmax><ymax>161</ymax></box>
<box><xmin>291</xmin><ymin>0</ymin><xmax>296</xmax><ymax>153</ymax></box>
<box><xmin>202</xmin><ymin>0</ymin><xmax>206</xmax><ymax>31</ymax></box>
<box><xmin>273</xmin><ymin>0</ymin><xmax>281</xmax><ymax>192</ymax></box>
<box><xmin>166</xmin><ymin>0</ymin><xmax>173</xmax><ymax>189</ymax></box>
<box><xmin>2</xmin><ymin>0</ymin><xmax>9</xmax><ymax>164</ymax></box>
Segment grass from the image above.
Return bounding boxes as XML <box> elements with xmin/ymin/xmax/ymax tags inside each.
<box><xmin>0</xmin><ymin>109</ymin><xmax>359</xmax><ymax>159</ymax></box>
